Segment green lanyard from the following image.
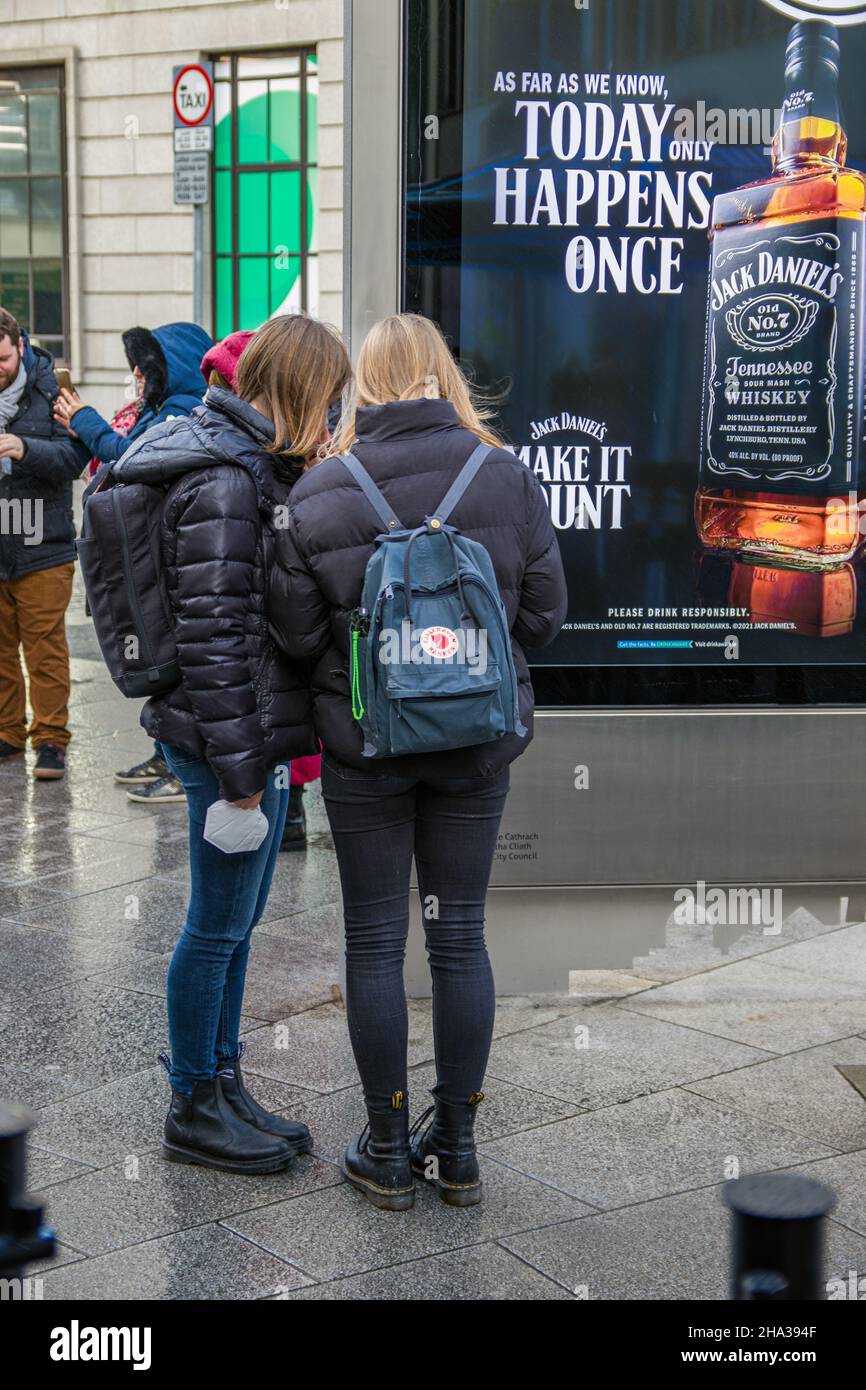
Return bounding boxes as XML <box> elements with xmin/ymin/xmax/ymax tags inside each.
<box><xmin>349</xmin><ymin>607</ymin><xmax>370</xmax><ymax>722</ymax></box>
<box><xmin>350</xmin><ymin>627</ymin><xmax>365</xmax><ymax>722</ymax></box>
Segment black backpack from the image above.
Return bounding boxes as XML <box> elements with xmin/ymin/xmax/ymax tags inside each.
<box><xmin>76</xmin><ymin>462</ymin><xmax>180</xmax><ymax>698</ymax></box>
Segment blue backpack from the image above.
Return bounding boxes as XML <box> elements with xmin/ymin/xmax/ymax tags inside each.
<box><xmin>340</xmin><ymin>443</ymin><xmax>527</xmax><ymax>759</ymax></box>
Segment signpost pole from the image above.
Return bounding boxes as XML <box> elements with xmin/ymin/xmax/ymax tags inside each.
<box><xmin>193</xmin><ymin>203</ymin><xmax>204</xmax><ymax>328</ymax></box>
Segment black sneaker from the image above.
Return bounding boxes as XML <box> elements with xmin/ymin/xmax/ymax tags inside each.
<box><xmin>0</xmin><ymin>740</ymin><xmax>25</xmax><ymax>761</ymax></box>
<box><xmin>126</xmin><ymin>775</ymin><xmax>186</xmax><ymax>805</ymax></box>
<box><xmin>34</xmin><ymin>744</ymin><xmax>66</xmax><ymax>781</ymax></box>
<box><xmin>114</xmin><ymin>754</ymin><xmax>170</xmax><ymax>785</ymax></box>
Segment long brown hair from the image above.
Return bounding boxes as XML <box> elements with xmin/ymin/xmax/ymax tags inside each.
<box><xmin>236</xmin><ymin>314</ymin><xmax>352</xmax><ymax>460</ymax></box>
<box><xmin>329</xmin><ymin>314</ymin><xmax>501</xmax><ymax>454</ymax></box>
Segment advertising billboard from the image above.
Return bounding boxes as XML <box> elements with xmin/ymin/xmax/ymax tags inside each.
<box><xmin>405</xmin><ymin>0</ymin><xmax>866</xmax><ymax>704</ymax></box>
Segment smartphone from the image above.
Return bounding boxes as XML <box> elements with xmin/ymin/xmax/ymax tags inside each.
<box><xmin>55</xmin><ymin>368</ymin><xmax>73</xmax><ymax>393</ymax></box>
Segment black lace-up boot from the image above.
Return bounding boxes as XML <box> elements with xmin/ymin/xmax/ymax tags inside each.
<box><xmin>217</xmin><ymin>1041</ymin><xmax>313</xmax><ymax>1154</ymax></box>
<box><xmin>159</xmin><ymin>1053</ymin><xmax>296</xmax><ymax>1175</ymax></box>
<box><xmin>342</xmin><ymin>1090</ymin><xmax>415</xmax><ymax>1211</ymax></box>
<box><xmin>409</xmin><ymin>1088</ymin><xmax>485</xmax><ymax>1207</ymax></box>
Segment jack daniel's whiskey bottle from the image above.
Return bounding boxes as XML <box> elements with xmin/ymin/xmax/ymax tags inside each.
<box><xmin>696</xmin><ymin>20</ymin><xmax>866</xmax><ymax>567</ymax></box>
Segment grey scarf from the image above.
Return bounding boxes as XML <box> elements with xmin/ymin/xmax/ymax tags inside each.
<box><xmin>0</xmin><ymin>358</ymin><xmax>27</xmax><ymax>430</ymax></box>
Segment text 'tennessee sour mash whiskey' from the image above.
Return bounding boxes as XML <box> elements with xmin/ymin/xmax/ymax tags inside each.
<box><xmin>696</xmin><ymin>20</ymin><xmax>866</xmax><ymax>568</ymax></box>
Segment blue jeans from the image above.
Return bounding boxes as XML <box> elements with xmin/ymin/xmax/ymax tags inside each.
<box><xmin>321</xmin><ymin>754</ymin><xmax>509</xmax><ymax>1114</ymax></box>
<box><xmin>160</xmin><ymin>743</ymin><xmax>290</xmax><ymax>1096</ymax></box>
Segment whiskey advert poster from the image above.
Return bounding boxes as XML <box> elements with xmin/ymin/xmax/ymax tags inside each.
<box><xmin>450</xmin><ymin>0</ymin><xmax>866</xmax><ymax>668</ymax></box>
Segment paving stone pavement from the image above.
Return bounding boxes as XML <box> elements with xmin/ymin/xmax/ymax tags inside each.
<box><xmin>3</xmin><ymin>571</ymin><xmax>866</xmax><ymax>1301</ymax></box>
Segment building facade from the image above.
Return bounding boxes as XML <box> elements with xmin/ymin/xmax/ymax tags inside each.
<box><xmin>0</xmin><ymin>0</ymin><xmax>344</xmax><ymax>416</ymax></box>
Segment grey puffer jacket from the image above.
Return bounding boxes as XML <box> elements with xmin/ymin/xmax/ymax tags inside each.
<box><xmin>268</xmin><ymin>397</ymin><xmax>568</xmax><ymax>778</ymax></box>
<box><xmin>114</xmin><ymin>387</ymin><xmax>316</xmax><ymax>801</ymax></box>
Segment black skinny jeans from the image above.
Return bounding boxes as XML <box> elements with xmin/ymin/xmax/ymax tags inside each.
<box><xmin>321</xmin><ymin>753</ymin><xmax>510</xmax><ymax>1114</ymax></box>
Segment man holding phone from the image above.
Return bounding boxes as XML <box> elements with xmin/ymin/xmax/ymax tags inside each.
<box><xmin>0</xmin><ymin>306</ymin><xmax>84</xmax><ymax>781</ymax></box>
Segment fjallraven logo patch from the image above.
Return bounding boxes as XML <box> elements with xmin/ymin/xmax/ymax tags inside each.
<box><xmin>419</xmin><ymin>626</ymin><xmax>459</xmax><ymax>660</ymax></box>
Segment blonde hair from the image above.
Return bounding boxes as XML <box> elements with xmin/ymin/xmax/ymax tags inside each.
<box><xmin>329</xmin><ymin>314</ymin><xmax>501</xmax><ymax>454</ymax></box>
<box><xmin>236</xmin><ymin>314</ymin><xmax>352</xmax><ymax>460</ymax></box>
<box><xmin>208</xmin><ymin>368</ymin><xmax>232</xmax><ymax>390</ymax></box>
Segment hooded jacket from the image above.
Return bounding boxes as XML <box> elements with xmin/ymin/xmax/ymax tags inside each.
<box><xmin>0</xmin><ymin>333</ymin><xmax>85</xmax><ymax>582</ymax></box>
<box><xmin>71</xmin><ymin>322</ymin><xmax>213</xmax><ymax>466</ymax></box>
<box><xmin>114</xmin><ymin>387</ymin><xmax>316</xmax><ymax>801</ymax></box>
<box><xmin>268</xmin><ymin>398</ymin><xmax>568</xmax><ymax>779</ymax></box>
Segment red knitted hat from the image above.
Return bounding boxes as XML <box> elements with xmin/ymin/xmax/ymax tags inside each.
<box><xmin>200</xmin><ymin>330</ymin><xmax>255</xmax><ymax>391</ymax></box>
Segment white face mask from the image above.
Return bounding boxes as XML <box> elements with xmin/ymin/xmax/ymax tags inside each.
<box><xmin>203</xmin><ymin>799</ymin><xmax>269</xmax><ymax>854</ymax></box>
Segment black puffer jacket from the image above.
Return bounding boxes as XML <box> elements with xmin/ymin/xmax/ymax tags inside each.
<box><xmin>0</xmin><ymin>336</ymin><xmax>84</xmax><ymax>581</ymax></box>
<box><xmin>268</xmin><ymin>398</ymin><xmax>568</xmax><ymax>778</ymax></box>
<box><xmin>114</xmin><ymin>388</ymin><xmax>316</xmax><ymax>801</ymax></box>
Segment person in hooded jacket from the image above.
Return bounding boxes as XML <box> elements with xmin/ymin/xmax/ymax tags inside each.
<box><xmin>113</xmin><ymin>313</ymin><xmax>352</xmax><ymax>1175</ymax></box>
<box><xmin>268</xmin><ymin>313</ymin><xmax>568</xmax><ymax>1211</ymax></box>
<box><xmin>53</xmin><ymin>321</ymin><xmax>213</xmax><ymax>465</ymax></box>
<box><xmin>53</xmin><ymin>321</ymin><xmax>213</xmax><ymax>804</ymax></box>
<box><xmin>0</xmin><ymin>308</ymin><xmax>88</xmax><ymax>781</ymax></box>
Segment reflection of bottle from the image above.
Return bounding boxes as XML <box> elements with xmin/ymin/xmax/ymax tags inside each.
<box><xmin>696</xmin><ymin>21</ymin><xmax>866</xmax><ymax>568</ymax></box>
<box><xmin>694</xmin><ymin>550</ymin><xmax>857</xmax><ymax>638</ymax></box>
<box><xmin>730</xmin><ymin>560</ymin><xmax>856</xmax><ymax>638</ymax></box>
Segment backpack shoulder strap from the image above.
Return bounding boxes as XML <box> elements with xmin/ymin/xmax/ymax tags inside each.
<box><xmin>434</xmin><ymin>442</ymin><xmax>494</xmax><ymax>525</ymax></box>
<box><xmin>338</xmin><ymin>452</ymin><xmax>403</xmax><ymax>532</ymax></box>
<box><xmin>83</xmin><ymin>456</ymin><xmax>116</xmax><ymax>502</ymax></box>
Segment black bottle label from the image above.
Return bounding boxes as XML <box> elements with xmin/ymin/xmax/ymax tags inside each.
<box><xmin>699</xmin><ymin>217</ymin><xmax>864</xmax><ymax>497</ymax></box>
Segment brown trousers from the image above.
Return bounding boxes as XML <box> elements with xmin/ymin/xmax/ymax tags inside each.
<box><xmin>0</xmin><ymin>562</ymin><xmax>74</xmax><ymax>751</ymax></box>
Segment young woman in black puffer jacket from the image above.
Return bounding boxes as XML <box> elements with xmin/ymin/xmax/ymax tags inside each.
<box><xmin>114</xmin><ymin>315</ymin><xmax>352</xmax><ymax>1175</ymax></box>
<box><xmin>268</xmin><ymin>314</ymin><xmax>567</xmax><ymax>1210</ymax></box>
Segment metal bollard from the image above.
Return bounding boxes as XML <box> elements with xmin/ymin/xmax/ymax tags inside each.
<box><xmin>0</xmin><ymin>1102</ymin><xmax>56</xmax><ymax>1286</ymax></box>
<box><xmin>724</xmin><ymin>1171</ymin><xmax>836</xmax><ymax>1301</ymax></box>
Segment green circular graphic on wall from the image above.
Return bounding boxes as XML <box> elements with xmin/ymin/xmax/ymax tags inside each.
<box><xmin>214</xmin><ymin>80</ymin><xmax>317</xmax><ymax>334</ymax></box>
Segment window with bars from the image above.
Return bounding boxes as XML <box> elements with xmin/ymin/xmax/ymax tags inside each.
<box><xmin>0</xmin><ymin>65</ymin><xmax>68</xmax><ymax>362</ymax></box>
<box><xmin>212</xmin><ymin>50</ymin><xmax>319</xmax><ymax>338</ymax></box>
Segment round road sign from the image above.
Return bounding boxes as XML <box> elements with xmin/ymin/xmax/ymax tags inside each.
<box><xmin>173</xmin><ymin>65</ymin><xmax>214</xmax><ymax>127</ymax></box>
